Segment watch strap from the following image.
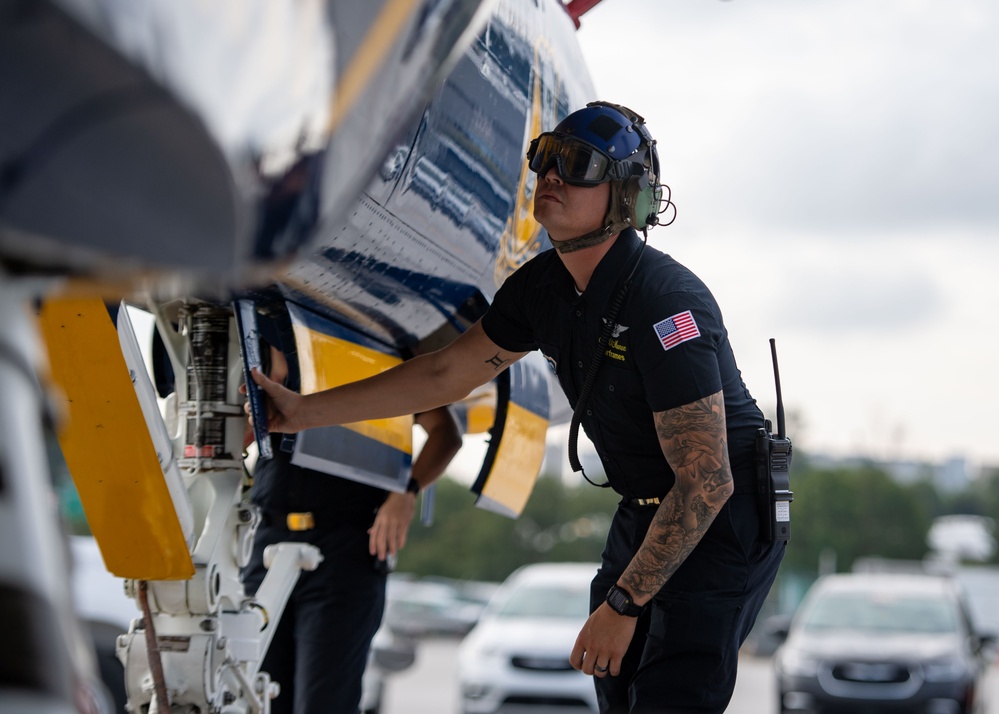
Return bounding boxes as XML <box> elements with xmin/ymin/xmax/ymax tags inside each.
<box><xmin>405</xmin><ymin>477</ymin><xmax>421</xmax><ymax>495</ymax></box>
<box><xmin>606</xmin><ymin>584</ymin><xmax>646</xmax><ymax>617</ymax></box>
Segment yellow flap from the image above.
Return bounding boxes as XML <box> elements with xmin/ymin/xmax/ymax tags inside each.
<box><xmin>292</xmin><ymin>313</ymin><xmax>412</xmax><ymax>452</ymax></box>
<box><xmin>471</xmin><ymin>356</ymin><xmax>552</xmax><ymax>518</ymax></box>
<box><xmin>39</xmin><ymin>298</ymin><xmax>193</xmax><ymax>580</ymax></box>
<box><xmin>477</xmin><ymin>401</ymin><xmax>548</xmax><ymax>517</ymax></box>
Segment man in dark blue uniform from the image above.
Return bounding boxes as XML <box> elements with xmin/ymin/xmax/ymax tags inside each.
<box><xmin>248</xmin><ymin>102</ymin><xmax>786</xmax><ymax>713</ymax></box>
<box><xmin>242</xmin><ymin>347</ymin><xmax>461</xmax><ymax>714</ymax></box>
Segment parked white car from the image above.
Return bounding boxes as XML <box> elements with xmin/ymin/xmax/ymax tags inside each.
<box><xmin>458</xmin><ymin>562</ymin><xmax>599</xmax><ymax>714</ymax></box>
<box><xmin>68</xmin><ymin>535</ymin><xmax>412</xmax><ymax>714</ymax></box>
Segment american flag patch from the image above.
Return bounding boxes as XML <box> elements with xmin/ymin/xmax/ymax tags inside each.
<box><xmin>653</xmin><ymin>310</ymin><xmax>700</xmax><ymax>352</ymax></box>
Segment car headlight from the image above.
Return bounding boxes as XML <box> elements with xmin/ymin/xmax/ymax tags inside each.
<box><xmin>460</xmin><ymin>643</ymin><xmax>507</xmax><ymax>671</ymax></box>
<box><xmin>923</xmin><ymin>656</ymin><xmax>967</xmax><ymax>683</ymax></box>
<box><xmin>778</xmin><ymin>650</ymin><xmax>821</xmax><ymax>678</ymax></box>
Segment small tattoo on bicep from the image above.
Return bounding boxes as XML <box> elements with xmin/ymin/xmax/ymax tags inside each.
<box><xmin>485</xmin><ymin>353</ymin><xmax>510</xmax><ymax>371</ymax></box>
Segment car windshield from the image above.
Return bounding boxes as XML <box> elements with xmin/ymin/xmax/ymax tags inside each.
<box><xmin>495</xmin><ymin>584</ymin><xmax>591</xmax><ymax>619</ymax></box>
<box><xmin>802</xmin><ymin>592</ymin><xmax>960</xmax><ymax>634</ymax></box>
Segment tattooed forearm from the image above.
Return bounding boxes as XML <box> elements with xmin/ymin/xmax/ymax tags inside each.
<box><xmin>484</xmin><ymin>352</ymin><xmax>511</xmax><ymax>371</ymax></box>
<box><xmin>655</xmin><ymin>392</ymin><xmax>732</xmax><ymax>496</ymax></box>
<box><xmin>621</xmin><ymin>491</ymin><xmax>717</xmax><ymax>598</ymax></box>
<box><xmin>619</xmin><ymin>391</ymin><xmax>734</xmax><ymax>601</ymax></box>
<box><xmin>621</xmin><ymin>495</ymin><xmax>690</xmax><ymax>599</ymax></box>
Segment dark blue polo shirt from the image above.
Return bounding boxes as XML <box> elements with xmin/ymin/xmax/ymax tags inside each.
<box><xmin>481</xmin><ymin>229</ymin><xmax>764</xmax><ymax>499</ymax></box>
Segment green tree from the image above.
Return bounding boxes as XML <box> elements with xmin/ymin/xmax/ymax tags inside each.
<box><xmin>962</xmin><ymin>467</ymin><xmax>999</xmax><ymax>564</ymax></box>
<box><xmin>784</xmin><ymin>463</ymin><xmax>932</xmax><ymax>575</ymax></box>
<box><xmin>908</xmin><ymin>476</ymin><xmax>947</xmax><ymax>520</ymax></box>
<box><xmin>397</xmin><ymin>472</ymin><xmax>616</xmax><ymax>581</ymax></box>
<box><xmin>399</xmin><ymin>455</ymin><xmax>998</xmax><ymax>595</ymax></box>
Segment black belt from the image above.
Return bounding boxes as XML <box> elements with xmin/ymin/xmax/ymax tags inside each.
<box><xmin>260</xmin><ymin>507</ymin><xmax>376</xmax><ymax>531</ymax></box>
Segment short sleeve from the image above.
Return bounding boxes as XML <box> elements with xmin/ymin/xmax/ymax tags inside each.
<box><xmin>632</xmin><ymin>293</ymin><xmax>724</xmax><ymax>412</ymax></box>
<box><xmin>481</xmin><ymin>264</ymin><xmax>538</xmax><ymax>353</ymax></box>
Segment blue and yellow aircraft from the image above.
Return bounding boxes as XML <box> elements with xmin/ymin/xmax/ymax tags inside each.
<box><xmin>0</xmin><ymin>0</ymin><xmax>604</xmax><ymax>710</ymax></box>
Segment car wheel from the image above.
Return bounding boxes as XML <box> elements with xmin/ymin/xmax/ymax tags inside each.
<box><xmin>361</xmin><ymin>679</ymin><xmax>384</xmax><ymax>714</ymax></box>
<box><xmin>776</xmin><ymin>687</ymin><xmax>789</xmax><ymax>714</ymax></box>
<box><xmin>87</xmin><ymin>620</ymin><xmax>128</xmax><ymax>713</ymax></box>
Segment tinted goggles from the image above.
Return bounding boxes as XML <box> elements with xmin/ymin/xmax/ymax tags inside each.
<box><xmin>527</xmin><ymin>133</ymin><xmax>616</xmax><ymax>186</ymax></box>
<box><xmin>527</xmin><ymin>133</ymin><xmax>646</xmax><ymax>186</ymax></box>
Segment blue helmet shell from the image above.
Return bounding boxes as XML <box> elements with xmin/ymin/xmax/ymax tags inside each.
<box><xmin>553</xmin><ymin>103</ymin><xmax>645</xmax><ymax>161</ymax></box>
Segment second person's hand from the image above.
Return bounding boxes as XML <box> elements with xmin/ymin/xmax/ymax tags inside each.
<box><xmin>368</xmin><ymin>491</ymin><xmax>417</xmax><ymax>560</ymax></box>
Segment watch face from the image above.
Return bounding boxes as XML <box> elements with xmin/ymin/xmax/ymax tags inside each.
<box><xmin>607</xmin><ymin>585</ymin><xmax>643</xmax><ymax>616</ymax></box>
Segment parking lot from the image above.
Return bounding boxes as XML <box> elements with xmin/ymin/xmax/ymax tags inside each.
<box><xmin>380</xmin><ymin>637</ymin><xmax>999</xmax><ymax>714</ymax></box>
<box><xmin>384</xmin><ymin>639</ymin><xmax>756</xmax><ymax>714</ymax></box>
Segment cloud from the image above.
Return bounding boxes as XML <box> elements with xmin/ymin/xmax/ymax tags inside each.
<box><xmin>581</xmin><ymin>0</ymin><xmax>999</xmax><ymax>238</ymax></box>
<box><xmin>779</xmin><ymin>259</ymin><xmax>942</xmax><ymax>334</ymax></box>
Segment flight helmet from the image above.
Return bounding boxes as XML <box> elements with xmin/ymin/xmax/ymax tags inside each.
<box><xmin>527</xmin><ymin>101</ymin><xmax>667</xmax><ymax>252</ymax></box>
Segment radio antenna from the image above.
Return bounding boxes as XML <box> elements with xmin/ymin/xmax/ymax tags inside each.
<box><xmin>770</xmin><ymin>338</ymin><xmax>786</xmax><ymax>441</ymax></box>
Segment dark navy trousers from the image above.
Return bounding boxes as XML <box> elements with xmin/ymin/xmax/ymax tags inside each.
<box><xmin>589</xmin><ymin>492</ymin><xmax>785</xmax><ymax>714</ymax></box>
<box><xmin>242</xmin><ymin>516</ymin><xmax>386</xmax><ymax>714</ymax></box>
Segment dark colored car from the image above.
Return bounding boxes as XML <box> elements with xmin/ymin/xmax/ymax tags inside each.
<box><xmin>773</xmin><ymin>572</ymin><xmax>996</xmax><ymax>714</ymax></box>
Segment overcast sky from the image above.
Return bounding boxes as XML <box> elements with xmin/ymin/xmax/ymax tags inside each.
<box><xmin>559</xmin><ymin>0</ymin><xmax>999</xmax><ymax>469</ymax></box>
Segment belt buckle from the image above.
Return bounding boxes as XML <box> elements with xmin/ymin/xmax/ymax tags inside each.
<box><xmin>286</xmin><ymin>512</ymin><xmax>315</xmax><ymax>531</ymax></box>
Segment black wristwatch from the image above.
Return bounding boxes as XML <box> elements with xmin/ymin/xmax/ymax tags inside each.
<box><xmin>405</xmin><ymin>477</ymin><xmax>421</xmax><ymax>495</ymax></box>
<box><xmin>606</xmin><ymin>584</ymin><xmax>646</xmax><ymax>617</ymax></box>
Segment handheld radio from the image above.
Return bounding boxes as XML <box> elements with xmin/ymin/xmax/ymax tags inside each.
<box><xmin>756</xmin><ymin>338</ymin><xmax>793</xmax><ymax>542</ymax></box>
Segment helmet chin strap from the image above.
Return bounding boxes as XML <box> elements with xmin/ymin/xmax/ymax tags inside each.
<box><xmin>549</xmin><ymin>224</ymin><xmax>617</xmax><ymax>253</ymax></box>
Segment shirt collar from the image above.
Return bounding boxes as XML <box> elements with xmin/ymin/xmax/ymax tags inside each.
<box><xmin>579</xmin><ymin>228</ymin><xmax>643</xmax><ymax>309</ymax></box>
